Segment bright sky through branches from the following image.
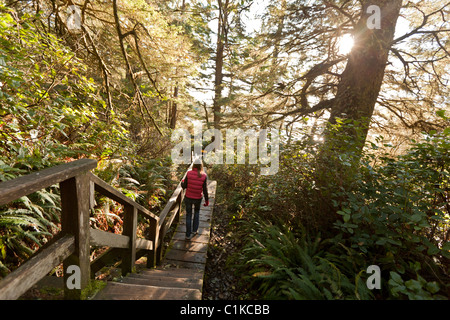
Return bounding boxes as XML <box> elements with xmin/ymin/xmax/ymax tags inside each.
<box><xmin>338</xmin><ymin>34</ymin><xmax>354</xmax><ymax>55</ymax></box>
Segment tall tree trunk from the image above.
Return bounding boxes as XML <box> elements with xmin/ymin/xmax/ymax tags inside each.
<box><xmin>213</xmin><ymin>39</ymin><xmax>224</xmax><ymax>129</ymax></box>
<box><xmin>270</xmin><ymin>0</ymin><xmax>286</xmax><ymax>78</ymax></box>
<box><xmin>169</xmin><ymin>0</ymin><xmax>185</xmax><ymax>130</ymax></box>
<box><xmin>314</xmin><ymin>0</ymin><xmax>402</xmax><ymax>232</ymax></box>
<box><xmin>213</xmin><ymin>0</ymin><xmax>228</xmax><ymax>129</ymax></box>
<box><xmin>169</xmin><ymin>85</ymin><xmax>178</xmax><ymax>129</ymax></box>
<box><xmin>326</xmin><ymin>0</ymin><xmax>402</xmax><ymax>148</ymax></box>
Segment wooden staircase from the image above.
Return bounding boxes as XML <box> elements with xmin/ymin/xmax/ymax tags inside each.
<box><xmin>93</xmin><ymin>181</ymin><xmax>216</xmax><ymax>300</ymax></box>
<box><xmin>0</xmin><ymin>159</ymin><xmax>217</xmax><ymax>300</ymax></box>
<box><xmin>92</xmin><ymin>267</ymin><xmax>204</xmax><ymax>300</ymax></box>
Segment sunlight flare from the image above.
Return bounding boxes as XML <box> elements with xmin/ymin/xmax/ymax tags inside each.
<box><xmin>337</xmin><ymin>34</ymin><xmax>354</xmax><ymax>55</ymax></box>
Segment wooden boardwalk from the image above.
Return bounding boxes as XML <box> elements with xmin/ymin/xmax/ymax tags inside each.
<box><xmin>93</xmin><ymin>180</ymin><xmax>216</xmax><ymax>300</ymax></box>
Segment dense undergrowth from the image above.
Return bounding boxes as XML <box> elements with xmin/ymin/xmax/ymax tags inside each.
<box><xmin>0</xmin><ymin>7</ymin><xmax>176</xmax><ymax>278</ymax></box>
<box><xmin>0</xmin><ymin>154</ymin><xmax>176</xmax><ymax>277</ymax></box>
<box><xmin>210</xmin><ymin>129</ymin><xmax>449</xmax><ymax>300</ymax></box>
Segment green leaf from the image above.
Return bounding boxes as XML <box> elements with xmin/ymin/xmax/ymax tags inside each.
<box><xmin>436</xmin><ymin>110</ymin><xmax>446</xmax><ymax>119</ymax></box>
<box><xmin>405</xmin><ymin>279</ymin><xmax>422</xmax><ymax>291</ymax></box>
<box><xmin>427</xmin><ymin>245</ymin><xmax>439</xmax><ymax>255</ymax></box>
<box><xmin>0</xmin><ymin>239</ymin><xmax>6</xmax><ymax>260</ymax></box>
<box><xmin>389</xmin><ymin>271</ymin><xmax>403</xmax><ymax>284</ymax></box>
<box><xmin>442</xmin><ymin>242</ymin><xmax>450</xmax><ymax>251</ymax></box>
<box><xmin>425</xmin><ymin>282</ymin><xmax>440</xmax><ymax>294</ymax></box>
<box><xmin>444</xmin><ymin>127</ymin><xmax>450</xmax><ymax>135</ymax></box>
<box><xmin>409</xmin><ymin>213</ymin><xmax>422</xmax><ymax>222</ymax></box>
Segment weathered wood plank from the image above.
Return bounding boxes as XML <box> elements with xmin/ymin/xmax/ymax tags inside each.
<box><xmin>89</xmin><ymin>173</ymin><xmax>159</xmax><ymax>222</ymax></box>
<box><xmin>162</xmin><ymin>259</ymin><xmax>206</xmax><ymax>271</ymax></box>
<box><xmin>157</xmin><ymin>195</ymin><xmax>179</xmax><ymax>227</ymax></box>
<box><xmin>136</xmin><ymin>238</ymin><xmax>153</xmax><ymax>251</ymax></box>
<box><xmin>178</xmin><ymin>220</ymin><xmax>211</xmax><ymax>229</ymax></box>
<box><xmin>0</xmin><ymin>234</ymin><xmax>75</xmax><ymax>300</ymax></box>
<box><xmin>0</xmin><ymin>159</ymin><xmax>97</xmax><ymax>206</ymax></box>
<box><xmin>137</xmin><ymin>267</ymin><xmax>204</xmax><ymax>278</ymax></box>
<box><xmin>170</xmin><ymin>239</ymin><xmax>208</xmax><ymax>253</ymax></box>
<box><xmin>157</xmin><ymin>161</ymin><xmax>193</xmax><ymax>227</ymax></box>
<box><xmin>171</xmin><ymin>231</ymin><xmax>210</xmax><ymax>243</ymax></box>
<box><xmin>146</xmin><ymin>217</ymin><xmax>159</xmax><ymax>268</ymax></box>
<box><xmin>161</xmin><ymin>201</ymin><xmax>181</xmax><ymax>238</ymax></box>
<box><xmin>164</xmin><ymin>249</ymin><xmax>207</xmax><ymax>264</ymax></box>
<box><xmin>93</xmin><ymin>282</ymin><xmax>201</xmax><ymax>300</ymax></box>
<box><xmin>60</xmin><ymin>173</ymin><xmax>91</xmax><ymax>300</ymax></box>
<box><xmin>90</xmin><ymin>228</ymin><xmax>130</xmax><ymax>248</ymax></box>
<box><xmin>122</xmin><ymin>205</ymin><xmax>138</xmax><ymax>276</ymax></box>
<box><xmin>123</xmin><ymin>273</ymin><xmax>203</xmax><ymax>291</ymax></box>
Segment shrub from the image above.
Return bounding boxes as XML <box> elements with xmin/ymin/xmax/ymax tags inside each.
<box><xmin>227</xmin><ymin>130</ymin><xmax>449</xmax><ymax>299</ymax></box>
<box><xmin>234</xmin><ymin>219</ymin><xmax>374</xmax><ymax>300</ymax></box>
<box><xmin>332</xmin><ymin>131</ymin><xmax>449</xmax><ymax>298</ymax></box>
<box><xmin>0</xmin><ymin>161</ymin><xmax>61</xmax><ymax>276</ymax></box>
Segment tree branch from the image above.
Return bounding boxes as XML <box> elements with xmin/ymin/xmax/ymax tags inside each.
<box><xmin>393</xmin><ymin>2</ymin><xmax>450</xmax><ymax>44</ymax></box>
<box><xmin>112</xmin><ymin>0</ymin><xmax>163</xmax><ymax>136</ymax></box>
<box><xmin>266</xmin><ymin>98</ymin><xmax>335</xmax><ymax>124</ymax></box>
<box><xmin>81</xmin><ymin>24</ymin><xmax>113</xmax><ymax>120</ymax></box>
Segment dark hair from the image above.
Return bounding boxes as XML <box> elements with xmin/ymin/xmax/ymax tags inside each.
<box><xmin>193</xmin><ymin>163</ymin><xmax>203</xmax><ymax>178</ymax></box>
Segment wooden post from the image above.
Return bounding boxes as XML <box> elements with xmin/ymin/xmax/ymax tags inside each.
<box><xmin>147</xmin><ymin>217</ymin><xmax>159</xmax><ymax>268</ymax></box>
<box><xmin>89</xmin><ymin>180</ymin><xmax>96</xmax><ymax>210</ymax></box>
<box><xmin>174</xmin><ymin>193</ymin><xmax>181</xmax><ymax>226</ymax></box>
<box><xmin>60</xmin><ymin>173</ymin><xmax>91</xmax><ymax>300</ymax></box>
<box><xmin>122</xmin><ymin>205</ymin><xmax>137</xmax><ymax>276</ymax></box>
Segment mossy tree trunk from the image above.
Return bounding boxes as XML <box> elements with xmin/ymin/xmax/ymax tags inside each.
<box><xmin>314</xmin><ymin>0</ymin><xmax>403</xmax><ymax>232</ymax></box>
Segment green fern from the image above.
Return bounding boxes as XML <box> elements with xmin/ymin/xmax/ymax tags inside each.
<box><xmin>0</xmin><ymin>185</ymin><xmax>61</xmax><ymax>276</ymax></box>
<box><xmin>236</xmin><ymin>219</ymin><xmax>374</xmax><ymax>300</ymax></box>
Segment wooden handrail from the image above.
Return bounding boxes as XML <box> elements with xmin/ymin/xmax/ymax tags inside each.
<box><xmin>0</xmin><ymin>159</ymin><xmax>97</xmax><ymax>206</ymax></box>
<box><xmin>158</xmin><ymin>161</ymin><xmax>193</xmax><ymax>228</ymax></box>
<box><xmin>90</xmin><ymin>229</ymin><xmax>130</xmax><ymax>248</ymax></box>
<box><xmin>89</xmin><ymin>173</ymin><xmax>159</xmax><ymax>221</ymax></box>
<box><xmin>0</xmin><ymin>160</ymin><xmax>97</xmax><ymax>299</ymax></box>
<box><xmin>0</xmin><ymin>158</ymin><xmax>196</xmax><ymax>300</ymax></box>
<box><xmin>0</xmin><ymin>234</ymin><xmax>75</xmax><ymax>300</ymax></box>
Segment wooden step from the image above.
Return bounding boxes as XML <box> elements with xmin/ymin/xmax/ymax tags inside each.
<box><xmin>129</xmin><ymin>269</ymin><xmax>203</xmax><ymax>281</ymax></box>
<box><xmin>164</xmin><ymin>249</ymin><xmax>207</xmax><ymax>264</ymax></box>
<box><xmin>93</xmin><ymin>282</ymin><xmax>201</xmax><ymax>300</ymax></box>
<box><xmin>171</xmin><ymin>231</ymin><xmax>210</xmax><ymax>242</ymax></box>
<box><xmin>170</xmin><ymin>239</ymin><xmax>209</xmax><ymax>253</ymax></box>
<box><xmin>138</xmin><ymin>267</ymin><xmax>203</xmax><ymax>278</ymax></box>
<box><xmin>122</xmin><ymin>273</ymin><xmax>203</xmax><ymax>290</ymax></box>
<box><xmin>162</xmin><ymin>259</ymin><xmax>206</xmax><ymax>271</ymax></box>
<box><xmin>172</xmin><ymin>227</ymin><xmax>212</xmax><ymax>239</ymax></box>
<box><xmin>179</xmin><ymin>211</ymin><xmax>212</xmax><ymax>221</ymax></box>
<box><xmin>177</xmin><ymin>220</ymin><xmax>211</xmax><ymax>229</ymax></box>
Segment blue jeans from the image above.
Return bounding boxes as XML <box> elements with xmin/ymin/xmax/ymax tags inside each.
<box><xmin>185</xmin><ymin>197</ymin><xmax>201</xmax><ymax>237</ymax></box>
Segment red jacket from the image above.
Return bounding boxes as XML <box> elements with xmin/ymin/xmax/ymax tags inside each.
<box><xmin>181</xmin><ymin>168</ymin><xmax>209</xmax><ymax>201</ymax></box>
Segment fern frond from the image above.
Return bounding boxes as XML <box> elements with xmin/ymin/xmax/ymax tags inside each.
<box><xmin>36</xmin><ymin>190</ymin><xmax>57</xmax><ymax>206</ymax></box>
<box><xmin>0</xmin><ymin>215</ymin><xmax>41</xmax><ymax>228</ymax></box>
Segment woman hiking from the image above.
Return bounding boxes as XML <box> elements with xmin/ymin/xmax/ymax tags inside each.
<box><xmin>181</xmin><ymin>158</ymin><xmax>209</xmax><ymax>240</ymax></box>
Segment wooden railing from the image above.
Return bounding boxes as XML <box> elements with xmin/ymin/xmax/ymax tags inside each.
<box><xmin>0</xmin><ymin>159</ymin><xmax>192</xmax><ymax>299</ymax></box>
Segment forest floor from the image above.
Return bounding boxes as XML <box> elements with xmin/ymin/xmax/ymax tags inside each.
<box><xmin>202</xmin><ymin>202</ymin><xmax>248</xmax><ymax>300</ymax></box>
